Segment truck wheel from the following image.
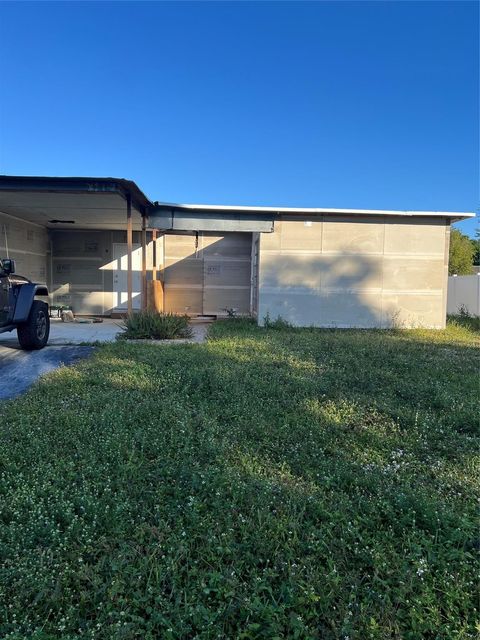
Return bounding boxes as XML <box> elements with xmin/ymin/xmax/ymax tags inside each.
<box><xmin>17</xmin><ymin>301</ymin><xmax>50</xmax><ymax>350</ymax></box>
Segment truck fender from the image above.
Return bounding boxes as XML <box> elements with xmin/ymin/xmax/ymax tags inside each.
<box><xmin>13</xmin><ymin>284</ymin><xmax>48</xmax><ymax>323</ymax></box>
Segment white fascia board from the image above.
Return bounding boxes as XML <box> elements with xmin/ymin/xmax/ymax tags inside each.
<box><xmin>157</xmin><ymin>202</ymin><xmax>475</xmax><ymax>221</ymax></box>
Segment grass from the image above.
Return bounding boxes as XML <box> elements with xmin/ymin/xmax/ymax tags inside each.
<box><xmin>0</xmin><ymin>319</ymin><xmax>478</xmax><ymax>639</ymax></box>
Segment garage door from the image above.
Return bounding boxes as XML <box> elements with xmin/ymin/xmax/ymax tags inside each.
<box><xmin>163</xmin><ymin>232</ymin><xmax>252</xmax><ymax>315</ymax></box>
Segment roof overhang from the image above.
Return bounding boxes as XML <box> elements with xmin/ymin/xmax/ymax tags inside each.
<box><xmin>152</xmin><ymin>202</ymin><xmax>475</xmax><ymax>226</ymax></box>
<box><xmin>0</xmin><ymin>175</ymin><xmax>152</xmax><ymax>231</ymax></box>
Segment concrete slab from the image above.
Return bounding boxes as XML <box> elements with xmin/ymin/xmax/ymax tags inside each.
<box><xmin>188</xmin><ymin>322</ymin><xmax>210</xmax><ymax>343</ymax></box>
<box><xmin>0</xmin><ymin>318</ymin><xmax>122</xmax><ymax>347</ymax></box>
<box><xmin>0</xmin><ymin>344</ymin><xmax>94</xmax><ymax>401</ymax></box>
<box><xmin>0</xmin><ymin>318</ymin><xmax>210</xmax><ymax>349</ymax></box>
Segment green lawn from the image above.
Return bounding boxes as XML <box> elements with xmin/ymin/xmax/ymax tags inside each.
<box><xmin>0</xmin><ymin>319</ymin><xmax>478</xmax><ymax>639</ymax></box>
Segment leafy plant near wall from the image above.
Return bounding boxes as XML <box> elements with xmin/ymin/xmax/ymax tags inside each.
<box><xmin>448</xmin><ymin>309</ymin><xmax>480</xmax><ymax>331</ymax></box>
<box><xmin>263</xmin><ymin>312</ymin><xmax>294</xmax><ymax>329</ymax></box>
<box><xmin>118</xmin><ymin>310</ymin><xmax>193</xmax><ymax>340</ymax></box>
<box><xmin>223</xmin><ymin>307</ymin><xmax>238</xmax><ymax>318</ymax></box>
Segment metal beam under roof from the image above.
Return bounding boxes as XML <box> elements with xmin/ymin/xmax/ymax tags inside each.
<box><xmin>149</xmin><ymin>206</ymin><xmax>275</xmax><ymax>233</ymax></box>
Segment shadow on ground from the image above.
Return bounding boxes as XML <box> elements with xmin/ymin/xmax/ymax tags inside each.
<box><xmin>0</xmin><ymin>345</ymin><xmax>94</xmax><ymax>400</ymax></box>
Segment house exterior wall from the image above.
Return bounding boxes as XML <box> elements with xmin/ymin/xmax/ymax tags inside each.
<box><xmin>50</xmin><ymin>230</ymin><xmax>112</xmax><ymax>314</ymax></box>
<box><xmin>0</xmin><ymin>211</ymin><xmax>48</xmax><ymax>284</ymax></box>
<box><xmin>162</xmin><ymin>232</ymin><xmax>252</xmax><ymax>316</ymax></box>
<box><xmin>24</xmin><ymin>217</ymin><xmax>451</xmax><ymax>325</ymax></box>
<box><xmin>49</xmin><ymin>230</ymin><xmax>157</xmax><ymax>315</ymax></box>
<box><xmin>258</xmin><ymin>215</ymin><xmax>449</xmax><ymax>328</ymax></box>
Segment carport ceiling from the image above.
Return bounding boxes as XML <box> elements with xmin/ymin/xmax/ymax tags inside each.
<box><xmin>0</xmin><ymin>176</ymin><xmax>151</xmax><ymax>231</ymax></box>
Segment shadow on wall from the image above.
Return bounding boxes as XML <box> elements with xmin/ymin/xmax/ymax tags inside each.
<box><xmin>161</xmin><ymin>234</ymin><xmax>253</xmax><ymax>316</ymax></box>
<box><xmin>258</xmin><ymin>253</ymin><xmax>440</xmax><ymax>329</ymax></box>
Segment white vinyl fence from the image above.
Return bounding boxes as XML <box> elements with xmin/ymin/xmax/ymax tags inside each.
<box><xmin>447</xmin><ymin>275</ymin><xmax>480</xmax><ymax>316</ymax></box>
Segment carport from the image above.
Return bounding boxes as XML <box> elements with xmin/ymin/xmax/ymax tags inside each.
<box><xmin>0</xmin><ymin>176</ymin><xmax>153</xmax><ymax>314</ymax></box>
<box><xmin>0</xmin><ymin>176</ymin><xmax>272</xmax><ymax>317</ymax></box>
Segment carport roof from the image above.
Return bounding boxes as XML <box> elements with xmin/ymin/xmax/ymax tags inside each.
<box><xmin>0</xmin><ymin>175</ymin><xmax>152</xmax><ymax>230</ymax></box>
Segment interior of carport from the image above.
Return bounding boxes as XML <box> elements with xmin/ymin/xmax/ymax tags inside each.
<box><xmin>0</xmin><ymin>177</ymin><xmax>151</xmax><ymax>316</ymax></box>
<box><xmin>0</xmin><ymin>176</ymin><xmax>271</xmax><ymax>318</ymax></box>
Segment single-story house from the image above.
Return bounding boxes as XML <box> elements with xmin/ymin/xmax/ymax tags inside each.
<box><xmin>0</xmin><ymin>175</ymin><xmax>474</xmax><ymax>328</ymax></box>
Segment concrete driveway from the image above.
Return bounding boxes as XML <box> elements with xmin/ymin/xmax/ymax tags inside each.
<box><xmin>0</xmin><ymin>318</ymin><xmax>209</xmax><ymax>400</ymax></box>
<box><xmin>0</xmin><ymin>319</ymin><xmax>119</xmax><ymax>400</ymax></box>
<box><xmin>0</xmin><ymin>318</ymin><xmax>122</xmax><ymax>347</ymax></box>
<box><xmin>0</xmin><ymin>344</ymin><xmax>94</xmax><ymax>401</ymax></box>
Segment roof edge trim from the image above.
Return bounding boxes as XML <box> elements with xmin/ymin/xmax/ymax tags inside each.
<box><xmin>154</xmin><ymin>202</ymin><xmax>475</xmax><ymax>222</ymax></box>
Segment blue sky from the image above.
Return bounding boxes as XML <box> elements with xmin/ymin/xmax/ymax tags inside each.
<box><xmin>0</xmin><ymin>1</ymin><xmax>478</xmax><ymax>236</ymax></box>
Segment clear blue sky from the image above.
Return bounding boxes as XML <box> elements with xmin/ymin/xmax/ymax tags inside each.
<box><xmin>0</xmin><ymin>1</ymin><xmax>478</xmax><ymax>235</ymax></box>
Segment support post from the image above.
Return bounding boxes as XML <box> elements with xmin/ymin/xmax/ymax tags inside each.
<box><xmin>126</xmin><ymin>193</ymin><xmax>133</xmax><ymax>315</ymax></box>
<box><xmin>146</xmin><ymin>229</ymin><xmax>163</xmax><ymax>313</ymax></box>
<box><xmin>152</xmin><ymin>229</ymin><xmax>157</xmax><ymax>281</ymax></box>
<box><xmin>141</xmin><ymin>214</ymin><xmax>147</xmax><ymax>310</ymax></box>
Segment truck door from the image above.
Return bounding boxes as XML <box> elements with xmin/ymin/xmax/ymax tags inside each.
<box><xmin>0</xmin><ymin>272</ymin><xmax>10</xmax><ymax>325</ymax></box>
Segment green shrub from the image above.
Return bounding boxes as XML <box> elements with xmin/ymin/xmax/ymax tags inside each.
<box><xmin>263</xmin><ymin>311</ymin><xmax>294</xmax><ymax>330</ymax></box>
<box><xmin>118</xmin><ymin>310</ymin><xmax>193</xmax><ymax>340</ymax></box>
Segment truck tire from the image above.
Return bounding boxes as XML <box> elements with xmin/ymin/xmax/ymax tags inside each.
<box><xmin>17</xmin><ymin>300</ymin><xmax>50</xmax><ymax>350</ymax></box>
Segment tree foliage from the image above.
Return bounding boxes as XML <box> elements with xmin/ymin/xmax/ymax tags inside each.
<box><xmin>472</xmin><ymin>228</ymin><xmax>480</xmax><ymax>266</ymax></box>
<box><xmin>449</xmin><ymin>228</ymin><xmax>475</xmax><ymax>275</ymax></box>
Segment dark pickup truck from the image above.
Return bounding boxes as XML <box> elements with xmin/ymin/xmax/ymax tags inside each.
<box><xmin>0</xmin><ymin>258</ymin><xmax>50</xmax><ymax>349</ymax></box>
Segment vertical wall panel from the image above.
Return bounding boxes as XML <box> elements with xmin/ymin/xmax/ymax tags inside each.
<box><xmin>203</xmin><ymin>232</ymin><xmax>252</xmax><ymax>315</ymax></box>
<box><xmin>163</xmin><ymin>232</ymin><xmax>252</xmax><ymax>315</ymax></box>
<box><xmin>163</xmin><ymin>233</ymin><xmax>203</xmax><ymax>314</ymax></box>
<box><xmin>50</xmin><ymin>230</ymin><xmax>110</xmax><ymax>315</ymax></box>
<box><xmin>50</xmin><ymin>230</ymin><xmax>153</xmax><ymax>315</ymax></box>
<box><xmin>0</xmin><ymin>211</ymin><xmax>48</xmax><ymax>284</ymax></box>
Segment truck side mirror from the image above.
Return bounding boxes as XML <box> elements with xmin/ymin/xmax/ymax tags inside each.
<box><xmin>1</xmin><ymin>259</ymin><xmax>15</xmax><ymax>274</ymax></box>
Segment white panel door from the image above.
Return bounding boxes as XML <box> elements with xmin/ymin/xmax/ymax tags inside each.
<box><xmin>113</xmin><ymin>243</ymin><xmax>142</xmax><ymax>311</ymax></box>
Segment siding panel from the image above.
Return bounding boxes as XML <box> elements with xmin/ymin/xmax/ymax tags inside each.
<box><xmin>163</xmin><ymin>232</ymin><xmax>252</xmax><ymax>315</ymax></box>
<box><xmin>0</xmin><ymin>211</ymin><xmax>48</xmax><ymax>284</ymax></box>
